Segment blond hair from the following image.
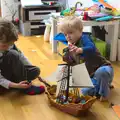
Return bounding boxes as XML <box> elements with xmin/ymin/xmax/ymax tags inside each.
<box><xmin>58</xmin><ymin>16</ymin><xmax>83</xmax><ymax>33</ymax></box>
<box><xmin>0</xmin><ymin>19</ymin><xmax>18</xmax><ymax>43</ymax></box>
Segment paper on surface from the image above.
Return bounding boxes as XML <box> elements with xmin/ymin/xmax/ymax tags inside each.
<box><xmin>44</xmin><ymin>65</ymin><xmax>66</xmax><ymax>82</ymax></box>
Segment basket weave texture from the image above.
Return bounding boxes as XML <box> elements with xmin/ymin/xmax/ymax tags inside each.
<box><xmin>46</xmin><ymin>87</ymin><xmax>96</xmax><ymax>116</ymax></box>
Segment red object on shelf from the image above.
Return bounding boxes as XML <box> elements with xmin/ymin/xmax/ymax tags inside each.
<box><xmin>15</xmin><ymin>18</ymin><xmax>19</xmax><ymax>23</ymax></box>
<box><xmin>83</xmin><ymin>12</ymin><xmax>89</xmax><ymax>20</ymax></box>
<box><xmin>49</xmin><ymin>2</ymin><xmax>54</xmax><ymax>5</ymax></box>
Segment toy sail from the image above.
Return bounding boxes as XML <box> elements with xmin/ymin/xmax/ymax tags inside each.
<box><xmin>44</xmin><ymin>63</ymin><xmax>94</xmax><ymax>98</ymax></box>
<box><xmin>70</xmin><ymin>63</ymin><xmax>94</xmax><ymax>88</ymax></box>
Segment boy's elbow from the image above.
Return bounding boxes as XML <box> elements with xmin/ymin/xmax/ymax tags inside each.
<box><xmin>90</xmin><ymin>46</ymin><xmax>96</xmax><ymax>53</ymax></box>
<box><xmin>82</xmin><ymin>46</ymin><xmax>96</xmax><ymax>54</ymax></box>
<box><xmin>89</xmin><ymin>43</ymin><xmax>96</xmax><ymax>53</ymax></box>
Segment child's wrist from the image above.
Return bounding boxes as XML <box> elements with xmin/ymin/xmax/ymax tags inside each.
<box><xmin>9</xmin><ymin>82</ymin><xmax>19</xmax><ymax>88</ymax></box>
<box><xmin>77</xmin><ymin>48</ymin><xmax>83</xmax><ymax>54</ymax></box>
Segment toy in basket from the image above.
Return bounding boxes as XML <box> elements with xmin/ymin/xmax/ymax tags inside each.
<box><xmin>38</xmin><ymin>63</ymin><xmax>96</xmax><ymax>116</ymax></box>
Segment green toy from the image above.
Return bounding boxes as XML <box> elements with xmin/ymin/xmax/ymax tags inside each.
<box><xmin>60</xmin><ymin>2</ymin><xmax>83</xmax><ymax>16</ymax></box>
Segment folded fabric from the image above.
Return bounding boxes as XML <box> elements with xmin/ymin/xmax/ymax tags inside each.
<box><xmin>54</xmin><ymin>33</ymin><xmax>68</xmax><ymax>45</ymax></box>
<box><xmin>23</xmin><ymin>85</ymin><xmax>45</xmax><ymax>95</ymax></box>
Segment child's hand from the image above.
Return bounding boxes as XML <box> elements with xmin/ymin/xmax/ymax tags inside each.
<box><xmin>18</xmin><ymin>81</ymin><xmax>32</xmax><ymax>89</ymax></box>
<box><xmin>9</xmin><ymin>81</ymin><xmax>32</xmax><ymax>89</ymax></box>
<box><xmin>69</xmin><ymin>44</ymin><xmax>83</xmax><ymax>54</ymax></box>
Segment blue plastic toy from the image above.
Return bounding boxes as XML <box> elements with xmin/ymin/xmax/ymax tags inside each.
<box><xmin>95</xmin><ymin>15</ymin><xmax>113</xmax><ymax>21</ymax></box>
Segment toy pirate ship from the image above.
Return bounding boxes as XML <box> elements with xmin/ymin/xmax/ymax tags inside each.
<box><xmin>38</xmin><ymin>62</ymin><xmax>96</xmax><ymax>116</ymax></box>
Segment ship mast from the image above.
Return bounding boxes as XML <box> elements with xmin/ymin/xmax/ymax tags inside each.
<box><xmin>65</xmin><ymin>64</ymin><xmax>70</xmax><ymax>102</ymax></box>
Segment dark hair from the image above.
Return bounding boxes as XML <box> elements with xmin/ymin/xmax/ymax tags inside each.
<box><xmin>0</xmin><ymin>19</ymin><xmax>18</xmax><ymax>43</ymax></box>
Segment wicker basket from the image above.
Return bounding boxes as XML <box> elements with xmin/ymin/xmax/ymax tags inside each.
<box><xmin>45</xmin><ymin>86</ymin><xmax>96</xmax><ymax>116</ymax></box>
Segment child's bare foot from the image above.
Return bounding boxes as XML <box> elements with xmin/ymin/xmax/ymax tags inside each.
<box><xmin>109</xmin><ymin>85</ymin><xmax>114</xmax><ymax>89</ymax></box>
<box><xmin>100</xmin><ymin>96</ymin><xmax>108</xmax><ymax>102</ymax></box>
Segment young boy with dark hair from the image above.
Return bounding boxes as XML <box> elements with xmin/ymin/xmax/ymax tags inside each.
<box><xmin>0</xmin><ymin>19</ymin><xmax>45</xmax><ymax>95</ymax></box>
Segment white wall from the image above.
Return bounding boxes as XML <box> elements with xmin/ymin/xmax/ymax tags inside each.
<box><xmin>67</xmin><ymin>0</ymin><xmax>94</xmax><ymax>8</ymax></box>
<box><xmin>1</xmin><ymin>0</ymin><xmax>20</xmax><ymax>20</ymax></box>
<box><xmin>58</xmin><ymin>0</ymin><xmax>66</xmax><ymax>9</ymax></box>
<box><xmin>107</xmin><ymin>0</ymin><xmax>120</xmax><ymax>9</ymax></box>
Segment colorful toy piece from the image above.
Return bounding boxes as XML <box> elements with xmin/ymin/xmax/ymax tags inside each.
<box><xmin>95</xmin><ymin>15</ymin><xmax>113</xmax><ymax>21</ymax></box>
<box><xmin>92</xmin><ymin>0</ymin><xmax>120</xmax><ymax>16</ymax></box>
<box><xmin>85</xmin><ymin>4</ymin><xmax>100</xmax><ymax>12</ymax></box>
<box><xmin>113</xmin><ymin>10</ymin><xmax>120</xmax><ymax>16</ymax></box>
<box><xmin>95</xmin><ymin>15</ymin><xmax>120</xmax><ymax>21</ymax></box>
<box><xmin>60</xmin><ymin>2</ymin><xmax>83</xmax><ymax>16</ymax></box>
<box><xmin>99</xmin><ymin>0</ymin><xmax>117</xmax><ymax>11</ymax></box>
<box><xmin>92</xmin><ymin>0</ymin><xmax>117</xmax><ymax>11</ymax></box>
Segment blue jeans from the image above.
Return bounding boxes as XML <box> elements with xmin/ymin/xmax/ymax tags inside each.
<box><xmin>81</xmin><ymin>65</ymin><xmax>114</xmax><ymax>97</ymax></box>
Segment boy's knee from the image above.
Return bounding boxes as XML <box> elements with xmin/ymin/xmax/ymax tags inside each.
<box><xmin>34</xmin><ymin>67</ymin><xmax>40</xmax><ymax>77</ymax></box>
<box><xmin>95</xmin><ymin>67</ymin><xmax>109</xmax><ymax>77</ymax></box>
<box><xmin>27</xmin><ymin>66</ymin><xmax>40</xmax><ymax>80</ymax></box>
<box><xmin>31</xmin><ymin>66</ymin><xmax>40</xmax><ymax>79</ymax></box>
<box><xmin>99</xmin><ymin>70</ymin><xmax>108</xmax><ymax>77</ymax></box>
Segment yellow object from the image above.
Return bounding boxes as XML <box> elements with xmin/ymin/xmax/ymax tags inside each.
<box><xmin>112</xmin><ymin>10</ymin><xmax>120</xmax><ymax>16</ymax></box>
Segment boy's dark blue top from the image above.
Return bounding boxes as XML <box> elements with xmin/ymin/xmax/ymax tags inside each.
<box><xmin>54</xmin><ymin>32</ymin><xmax>96</xmax><ymax>54</ymax></box>
<box><xmin>75</xmin><ymin>33</ymin><xmax>96</xmax><ymax>56</ymax></box>
<box><xmin>54</xmin><ymin>33</ymin><xmax>111</xmax><ymax>76</ymax></box>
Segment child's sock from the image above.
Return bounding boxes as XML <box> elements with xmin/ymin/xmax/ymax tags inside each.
<box><xmin>23</xmin><ymin>85</ymin><xmax>45</xmax><ymax>95</ymax></box>
<box><xmin>0</xmin><ymin>86</ymin><xmax>8</xmax><ymax>94</ymax></box>
<box><xmin>100</xmin><ymin>96</ymin><xmax>108</xmax><ymax>102</ymax></box>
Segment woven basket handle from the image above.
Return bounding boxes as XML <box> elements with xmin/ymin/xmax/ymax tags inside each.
<box><xmin>75</xmin><ymin>2</ymin><xmax>82</xmax><ymax>10</ymax></box>
<box><xmin>71</xmin><ymin>2</ymin><xmax>83</xmax><ymax>15</ymax></box>
<box><xmin>38</xmin><ymin>76</ymin><xmax>51</xmax><ymax>87</ymax></box>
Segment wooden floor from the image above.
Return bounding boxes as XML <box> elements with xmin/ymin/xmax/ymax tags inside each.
<box><xmin>0</xmin><ymin>35</ymin><xmax>120</xmax><ymax>120</ymax></box>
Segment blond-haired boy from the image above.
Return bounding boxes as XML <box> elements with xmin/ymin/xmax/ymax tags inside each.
<box><xmin>58</xmin><ymin>16</ymin><xmax>114</xmax><ymax>101</ymax></box>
